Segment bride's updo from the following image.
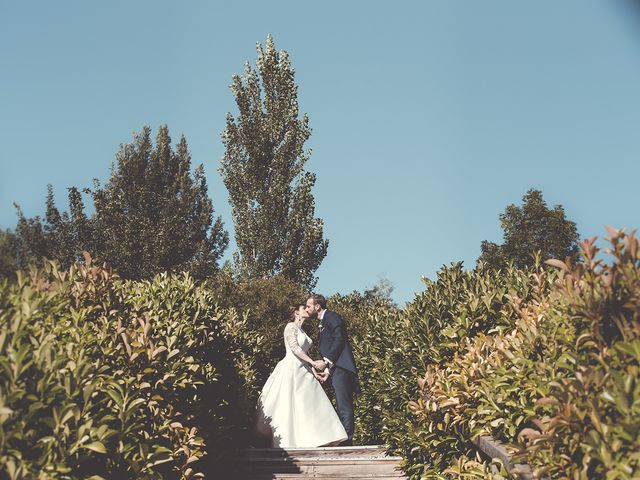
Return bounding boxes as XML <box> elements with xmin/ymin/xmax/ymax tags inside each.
<box><xmin>287</xmin><ymin>304</ymin><xmax>305</xmax><ymax>322</ymax></box>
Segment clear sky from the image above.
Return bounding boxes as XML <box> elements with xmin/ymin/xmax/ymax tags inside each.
<box><xmin>1</xmin><ymin>1</ymin><xmax>639</xmax><ymax>305</ymax></box>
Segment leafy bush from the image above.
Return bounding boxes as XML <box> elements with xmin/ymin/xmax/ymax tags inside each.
<box><xmin>408</xmin><ymin>229</ymin><xmax>640</xmax><ymax>478</ymax></box>
<box><xmin>205</xmin><ymin>272</ymin><xmax>308</xmax><ymax>390</ymax></box>
<box><xmin>350</xmin><ymin>260</ymin><xmax>542</xmax><ymax>477</ymax></box>
<box><xmin>523</xmin><ymin>229</ymin><xmax>640</xmax><ymax>477</ymax></box>
<box><xmin>0</xmin><ymin>254</ymin><xmax>261</xmax><ymax>479</ymax></box>
<box><xmin>353</xmin><ymin>228</ymin><xmax>639</xmax><ymax>478</ymax></box>
<box><xmin>5</xmin><ymin>226</ymin><xmax>636</xmax><ymax>479</ymax></box>
<box><xmin>328</xmin><ymin>289</ymin><xmax>399</xmax><ymax>445</ymax></box>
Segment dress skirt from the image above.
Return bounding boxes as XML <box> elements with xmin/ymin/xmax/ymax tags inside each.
<box><xmin>256</xmin><ymin>354</ymin><xmax>348</xmax><ymax>448</ymax></box>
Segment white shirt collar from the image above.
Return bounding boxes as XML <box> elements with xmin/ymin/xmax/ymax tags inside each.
<box><xmin>318</xmin><ymin>309</ymin><xmax>326</xmax><ymax>321</ymax></box>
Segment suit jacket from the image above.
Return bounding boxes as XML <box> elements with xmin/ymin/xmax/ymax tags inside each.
<box><xmin>319</xmin><ymin>310</ymin><xmax>358</xmax><ymax>379</ymax></box>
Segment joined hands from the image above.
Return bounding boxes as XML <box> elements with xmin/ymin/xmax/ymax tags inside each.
<box><xmin>312</xmin><ymin>360</ymin><xmax>327</xmax><ymax>371</ymax></box>
<box><xmin>312</xmin><ymin>368</ymin><xmax>329</xmax><ymax>383</ymax></box>
<box><xmin>311</xmin><ymin>360</ymin><xmax>329</xmax><ymax>383</ymax></box>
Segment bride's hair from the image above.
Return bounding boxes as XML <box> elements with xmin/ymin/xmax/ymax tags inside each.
<box><xmin>287</xmin><ymin>304</ymin><xmax>305</xmax><ymax>322</ymax></box>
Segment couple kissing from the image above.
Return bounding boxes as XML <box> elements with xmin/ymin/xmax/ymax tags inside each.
<box><xmin>255</xmin><ymin>294</ymin><xmax>359</xmax><ymax>448</ymax></box>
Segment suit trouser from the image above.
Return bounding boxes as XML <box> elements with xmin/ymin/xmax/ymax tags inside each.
<box><xmin>331</xmin><ymin>366</ymin><xmax>356</xmax><ymax>442</ymax></box>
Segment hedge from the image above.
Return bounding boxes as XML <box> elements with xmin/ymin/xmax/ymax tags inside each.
<box><xmin>0</xmin><ymin>254</ymin><xmax>261</xmax><ymax>479</ymax></box>
<box><xmin>352</xmin><ymin>228</ymin><xmax>639</xmax><ymax>479</ymax></box>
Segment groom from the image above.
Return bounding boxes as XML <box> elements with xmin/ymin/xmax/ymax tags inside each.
<box><xmin>306</xmin><ymin>294</ymin><xmax>359</xmax><ymax>446</ymax></box>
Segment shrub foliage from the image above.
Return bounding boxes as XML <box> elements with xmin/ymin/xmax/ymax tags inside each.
<box><xmin>0</xmin><ymin>254</ymin><xmax>260</xmax><ymax>479</ymax></box>
<box><xmin>352</xmin><ymin>228</ymin><xmax>639</xmax><ymax>479</ymax></box>
<box><xmin>1</xmin><ymin>227</ymin><xmax>637</xmax><ymax>479</ymax></box>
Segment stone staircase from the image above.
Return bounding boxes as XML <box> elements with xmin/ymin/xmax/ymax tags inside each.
<box><xmin>233</xmin><ymin>445</ymin><xmax>405</xmax><ymax>479</ymax></box>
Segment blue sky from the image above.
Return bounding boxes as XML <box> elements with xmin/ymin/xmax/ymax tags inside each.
<box><xmin>1</xmin><ymin>1</ymin><xmax>639</xmax><ymax>304</ymax></box>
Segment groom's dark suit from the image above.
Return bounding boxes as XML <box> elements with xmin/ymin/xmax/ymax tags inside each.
<box><xmin>319</xmin><ymin>309</ymin><xmax>359</xmax><ymax>444</ymax></box>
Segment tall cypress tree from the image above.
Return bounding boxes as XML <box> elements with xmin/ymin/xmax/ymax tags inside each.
<box><xmin>220</xmin><ymin>35</ymin><xmax>328</xmax><ymax>289</ymax></box>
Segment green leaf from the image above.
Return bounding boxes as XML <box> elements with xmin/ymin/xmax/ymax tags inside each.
<box><xmin>83</xmin><ymin>441</ymin><xmax>107</xmax><ymax>454</ymax></box>
<box><xmin>106</xmin><ymin>389</ymin><xmax>123</xmax><ymax>408</ymax></box>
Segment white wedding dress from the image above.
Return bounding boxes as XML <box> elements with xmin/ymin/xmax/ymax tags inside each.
<box><xmin>255</xmin><ymin>322</ymin><xmax>348</xmax><ymax>448</ymax></box>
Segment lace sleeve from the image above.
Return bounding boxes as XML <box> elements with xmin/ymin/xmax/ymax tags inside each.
<box><xmin>284</xmin><ymin>323</ymin><xmax>303</xmax><ymax>356</ymax></box>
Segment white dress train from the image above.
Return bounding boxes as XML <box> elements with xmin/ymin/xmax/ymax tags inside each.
<box><xmin>255</xmin><ymin>322</ymin><xmax>348</xmax><ymax>448</ymax></box>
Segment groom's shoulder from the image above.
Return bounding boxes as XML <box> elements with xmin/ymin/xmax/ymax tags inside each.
<box><xmin>326</xmin><ymin>309</ymin><xmax>344</xmax><ymax>322</ymax></box>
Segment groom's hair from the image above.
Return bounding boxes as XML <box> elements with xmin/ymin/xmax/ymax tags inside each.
<box><xmin>310</xmin><ymin>294</ymin><xmax>327</xmax><ymax>310</ymax></box>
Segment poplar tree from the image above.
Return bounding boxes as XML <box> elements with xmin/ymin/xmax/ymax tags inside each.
<box><xmin>220</xmin><ymin>36</ymin><xmax>328</xmax><ymax>289</ymax></box>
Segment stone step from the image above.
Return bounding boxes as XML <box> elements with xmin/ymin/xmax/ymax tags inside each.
<box><xmin>238</xmin><ymin>445</ymin><xmax>390</xmax><ymax>459</ymax></box>
<box><xmin>243</xmin><ymin>456</ymin><xmax>402</xmax><ymax>465</ymax></box>
<box><xmin>234</xmin><ymin>445</ymin><xmax>406</xmax><ymax>479</ymax></box>
<box><xmin>241</xmin><ymin>462</ymin><xmax>402</xmax><ymax>475</ymax></box>
<box><xmin>242</xmin><ymin>473</ymin><xmax>405</xmax><ymax>480</ymax></box>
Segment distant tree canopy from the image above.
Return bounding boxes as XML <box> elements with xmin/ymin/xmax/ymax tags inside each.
<box><xmin>0</xmin><ymin>229</ymin><xmax>18</xmax><ymax>279</ymax></box>
<box><xmin>15</xmin><ymin>125</ymin><xmax>228</xmax><ymax>279</ymax></box>
<box><xmin>478</xmin><ymin>188</ymin><xmax>579</xmax><ymax>269</ymax></box>
<box><xmin>220</xmin><ymin>35</ymin><xmax>328</xmax><ymax>290</ymax></box>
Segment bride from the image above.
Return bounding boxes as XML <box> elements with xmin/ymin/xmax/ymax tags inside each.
<box><xmin>255</xmin><ymin>304</ymin><xmax>348</xmax><ymax>448</ymax></box>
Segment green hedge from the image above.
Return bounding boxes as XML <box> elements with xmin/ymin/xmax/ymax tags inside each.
<box><xmin>0</xmin><ymin>254</ymin><xmax>261</xmax><ymax>479</ymax></box>
<box><xmin>4</xmin><ymin>228</ymin><xmax>637</xmax><ymax>479</ymax></box>
<box><xmin>352</xmin><ymin>228</ymin><xmax>639</xmax><ymax>478</ymax></box>
<box><xmin>350</xmin><ymin>260</ymin><xmax>542</xmax><ymax>477</ymax></box>
<box><xmin>327</xmin><ymin>290</ymin><xmax>400</xmax><ymax>445</ymax></box>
